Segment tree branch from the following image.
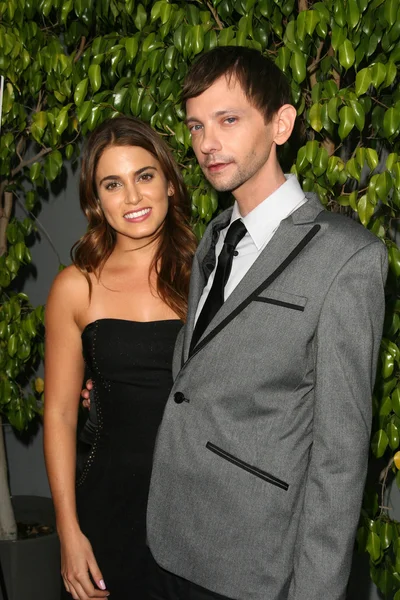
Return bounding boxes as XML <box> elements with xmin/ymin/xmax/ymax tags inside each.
<box><xmin>74</xmin><ymin>36</ymin><xmax>87</xmax><ymax>63</ymax></box>
<box><xmin>327</xmin><ymin>45</ymin><xmax>341</xmax><ymax>90</ymax></box>
<box><xmin>11</xmin><ymin>146</ymin><xmax>52</xmax><ymax>179</ymax></box>
<box><xmin>308</xmin><ymin>40</ymin><xmax>325</xmax><ymax>87</ymax></box>
<box><xmin>0</xmin><ymin>191</ymin><xmax>14</xmax><ymax>256</ymax></box>
<box><xmin>207</xmin><ymin>1</ymin><xmax>224</xmax><ymax>30</ymax></box>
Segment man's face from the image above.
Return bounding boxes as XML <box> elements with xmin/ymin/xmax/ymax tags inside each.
<box><xmin>185</xmin><ymin>76</ymin><xmax>276</xmax><ymax>198</ymax></box>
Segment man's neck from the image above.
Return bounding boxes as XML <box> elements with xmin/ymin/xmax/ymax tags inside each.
<box><xmin>234</xmin><ymin>164</ymin><xmax>286</xmax><ymax>217</ymax></box>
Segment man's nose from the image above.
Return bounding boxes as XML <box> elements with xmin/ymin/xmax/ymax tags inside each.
<box><xmin>199</xmin><ymin>125</ymin><xmax>222</xmax><ymax>155</ymax></box>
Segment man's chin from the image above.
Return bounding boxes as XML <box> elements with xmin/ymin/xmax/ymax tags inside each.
<box><xmin>203</xmin><ymin>174</ymin><xmax>236</xmax><ymax>193</ymax></box>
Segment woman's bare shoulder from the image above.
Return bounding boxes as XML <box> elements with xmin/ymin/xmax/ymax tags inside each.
<box><xmin>47</xmin><ymin>265</ymin><xmax>91</xmax><ymax>307</ymax></box>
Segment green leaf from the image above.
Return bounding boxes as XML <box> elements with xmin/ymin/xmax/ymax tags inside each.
<box><xmin>388</xmin><ymin>422</ymin><xmax>400</xmax><ymax>451</ymax></box>
<box><xmin>383</xmin><ymin>108</ymin><xmax>400</xmax><ymax>139</ymax></box>
<box><xmin>309</xmin><ymin>103</ymin><xmax>323</xmax><ymax>132</ymax></box>
<box><xmin>86</xmin><ymin>105</ymin><xmax>101</xmax><ymax>131</ymax></box>
<box><xmin>77</xmin><ymin>100</ymin><xmax>93</xmax><ymax>123</ymax></box>
<box><xmin>284</xmin><ymin>19</ymin><xmax>296</xmax><ymax>44</ymax></box>
<box><xmin>338</xmin><ymin>106</ymin><xmax>355</xmax><ymax>140</ymax></box>
<box><xmin>380</xmin><ymin>521</ymin><xmax>393</xmax><ymax>549</ymax></box>
<box><xmin>305</xmin><ymin>140</ymin><xmax>319</xmax><ymax>162</ymax></box>
<box><xmin>296</xmin><ymin>11</ymin><xmax>307</xmax><ymax>41</ymax></box>
<box><xmin>388</xmin><ymin>246</ymin><xmax>400</xmax><ymax>278</ymax></box>
<box><xmin>191</xmin><ymin>25</ymin><xmax>205</xmax><ymax>56</ymax></box>
<box><xmin>141</xmin><ymin>93</ymin><xmax>156</xmax><ymax>122</ymax></box>
<box><xmin>125</xmin><ymin>36</ymin><xmax>139</xmax><ymax>64</ymax></box>
<box><xmin>305</xmin><ymin>10</ymin><xmax>320</xmax><ymax>36</ymax></box>
<box><xmin>290</xmin><ymin>52</ymin><xmax>307</xmax><ymax>84</ymax></box>
<box><xmin>29</xmin><ymin>162</ymin><xmax>41</xmax><ymax>182</ymax></box>
<box><xmin>296</xmin><ymin>146</ymin><xmax>309</xmax><ymax>173</ymax></box>
<box><xmin>333</xmin><ymin>0</ymin><xmax>346</xmax><ymax>27</ymax></box>
<box><xmin>347</xmin><ymin>0</ymin><xmax>360</xmax><ymax>29</ymax></box>
<box><xmin>7</xmin><ymin>333</ymin><xmax>18</xmax><ymax>357</ymax></box>
<box><xmin>55</xmin><ymin>104</ymin><xmax>72</xmax><ymax>136</ymax></box>
<box><xmin>74</xmin><ymin>77</ymin><xmax>89</xmax><ymax>107</ymax></box>
<box><xmin>355</xmin><ymin>68</ymin><xmax>372</xmax><ymax>96</ymax></box>
<box><xmin>366</xmin><ymin>530</ymin><xmax>381</xmax><ymax>562</ymax></box>
<box><xmin>339</xmin><ymin>39</ymin><xmax>355</xmax><ymax>70</ymax></box>
<box><xmin>357</xmin><ymin>194</ymin><xmax>375</xmax><ymax>226</ymax></box>
<box><xmin>384</xmin><ymin>61</ymin><xmax>397</xmax><ymax>88</ymax></box>
<box><xmin>384</xmin><ymin>0</ymin><xmax>398</xmax><ymax>27</ymax></box>
<box><xmin>312</xmin><ymin>148</ymin><xmax>329</xmax><ymax>177</ymax></box>
<box><xmin>366</xmin><ymin>148</ymin><xmax>379</xmax><ymax>171</ymax></box>
<box><xmin>61</xmin><ymin>0</ymin><xmax>73</xmax><ymax>25</ymax></box>
<box><xmin>198</xmin><ymin>194</ymin><xmax>210</xmax><ymax>219</ymax></box>
<box><xmin>382</xmin><ymin>349</ymin><xmax>396</xmax><ymax>378</ymax></box>
<box><xmin>349</xmin><ymin>100</ymin><xmax>365</xmax><ymax>131</ymax></box>
<box><xmin>346</xmin><ymin>157</ymin><xmax>361</xmax><ymax>181</ymax></box>
<box><xmin>44</xmin><ymin>150</ymin><xmax>63</xmax><ymax>182</ymax></box>
<box><xmin>134</xmin><ymin>4</ymin><xmax>147</xmax><ymax>30</ymax></box>
<box><xmin>328</xmin><ymin>97</ymin><xmax>341</xmax><ymax>124</ymax></box>
<box><xmin>88</xmin><ymin>63</ymin><xmax>101</xmax><ymax>93</ymax></box>
<box><xmin>370</xmin><ymin>62</ymin><xmax>387</xmax><ymax>89</ymax></box>
<box><xmin>375</xmin><ymin>171</ymin><xmax>393</xmax><ymax>203</ymax></box>
<box><xmin>331</xmin><ymin>23</ymin><xmax>346</xmax><ymax>52</ymax></box>
<box><xmin>275</xmin><ymin>46</ymin><xmax>291</xmax><ymax>73</ymax></box>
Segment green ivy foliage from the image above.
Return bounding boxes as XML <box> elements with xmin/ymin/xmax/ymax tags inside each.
<box><xmin>0</xmin><ymin>0</ymin><xmax>399</xmax><ymax>593</ymax></box>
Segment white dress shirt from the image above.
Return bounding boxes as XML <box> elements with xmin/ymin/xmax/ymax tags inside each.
<box><xmin>195</xmin><ymin>175</ymin><xmax>308</xmax><ymax>322</ymax></box>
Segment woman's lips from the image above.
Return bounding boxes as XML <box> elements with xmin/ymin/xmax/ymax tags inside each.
<box><xmin>123</xmin><ymin>207</ymin><xmax>152</xmax><ymax>222</ymax></box>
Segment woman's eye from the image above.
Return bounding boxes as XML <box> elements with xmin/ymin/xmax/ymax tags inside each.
<box><xmin>138</xmin><ymin>173</ymin><xmax>153</xmax><ymax>182</ymax></box>
<box><xmin>105</xmin><ymin>181</ymin><xmax>120</xmax><ymax>190</ymax></box>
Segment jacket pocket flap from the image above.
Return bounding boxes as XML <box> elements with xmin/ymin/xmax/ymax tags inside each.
<box><xmin>252</xmin><ymin>289</ymin><xmax>307</xmax><ymax>311</ymax></box>
<box><xmin>206</xmin><ymin>442</ymin><xmax>289</xmax><ymax>491</ymax></box>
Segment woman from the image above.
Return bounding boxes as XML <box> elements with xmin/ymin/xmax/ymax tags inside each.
<box><xmin>44</xmin><ymin>116</ymin><xmax>197</xmax><ymax>600</ymax></box>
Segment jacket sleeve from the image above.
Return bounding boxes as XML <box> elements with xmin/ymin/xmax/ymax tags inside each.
<box><xmin>288</xmin><ymin>239</ymin><xmax>388</xmax><ymax>600</ymax></box>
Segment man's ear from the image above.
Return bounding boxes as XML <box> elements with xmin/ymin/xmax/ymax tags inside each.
<box><xmin>273</xmin><ymin>104</ymin><xmax>297</xmax><ymax>146</ymax></box>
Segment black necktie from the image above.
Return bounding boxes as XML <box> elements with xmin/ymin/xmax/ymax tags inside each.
<box><xmin>190</xmin><ymin>219</ymin><xmax>247</xmax><ymax>352</ymax></box>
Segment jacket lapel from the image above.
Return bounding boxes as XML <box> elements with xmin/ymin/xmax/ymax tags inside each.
<box><xmin>182</xmin><ymin>210</ymin><xmax>233</xmax><ymax>362</ymax></box>
<box><xmin>183</xmin><ymin>194</ymin><xmax>324</xmax><ymax>365</ymax></box>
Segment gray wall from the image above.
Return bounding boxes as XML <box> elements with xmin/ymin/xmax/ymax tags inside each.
<box><xmin>4</xmin><ymin>162</ymin><xmax>393</xmax><ymax>599</ymax></box>
<box><xmin>5</xmin><ymin>162</ymin><xmax>86</xmax><ymax>498</ymax></box>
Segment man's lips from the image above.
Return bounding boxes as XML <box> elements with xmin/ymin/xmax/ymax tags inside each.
<box><xmin>205</xmin><ymin>162</ymin><xmax>231</xmax><ymax>173</ymax></box>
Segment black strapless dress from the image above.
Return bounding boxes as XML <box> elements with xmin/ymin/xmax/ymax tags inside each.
<box><xmin>66</xmin><ymin>318</ymin><xmax>182</xmax><ymax>599</ymax></box>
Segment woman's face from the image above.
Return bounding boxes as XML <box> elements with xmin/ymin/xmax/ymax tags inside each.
<box><xmin>95</xmin><ymin>144</ymin><xmax>173</xmax><ymax>248</ymax></box>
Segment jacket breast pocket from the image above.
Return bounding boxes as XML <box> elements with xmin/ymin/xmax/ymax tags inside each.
<box><xmin>206</xmin><ymin>442</ymin><xmax>289</xmax><ymax>491</ymax></box>
<box><xmin>252</xmin><ymin>289</ymin><xmax>307</xmax><ymax>312</ymax></box>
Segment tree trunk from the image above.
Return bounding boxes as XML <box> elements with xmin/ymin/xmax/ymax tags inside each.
<box><xmin>0</xmin><ymin>190</ymin><xmax>17</xmax><ymax>540</ymax></box>
<box><xmin>0</xmin><ymin>416</ymin><xmax>17</xmax><ymax>540</ymax></box>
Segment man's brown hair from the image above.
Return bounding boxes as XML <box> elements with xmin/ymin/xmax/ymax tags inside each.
<box><xmin>181</xmin><ymin>46</ymin><xmax>291</xmax><ymax>123</ymax></box>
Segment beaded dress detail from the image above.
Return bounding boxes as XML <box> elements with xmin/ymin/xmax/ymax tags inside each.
<box><xmin>68</xmin><ymin>318</ymin><xmax>182</xmax><ymax>599</ymax></box>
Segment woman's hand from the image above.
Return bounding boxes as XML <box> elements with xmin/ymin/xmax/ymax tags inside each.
<box><xmin>60</xmin><ymin>529</ymin><xmax>109</xmax><ymax>599</ymax></box>
<box><xmin>81</xmin><ymin>379</ymin><xmax>93</xmax><ymax>410</ymax></box>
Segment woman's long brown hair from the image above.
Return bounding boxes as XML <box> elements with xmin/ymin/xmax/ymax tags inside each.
<box><xmin>71</xmin><ymin>116</ymin><xmax>197</xmax><ymax>322</ymax></box>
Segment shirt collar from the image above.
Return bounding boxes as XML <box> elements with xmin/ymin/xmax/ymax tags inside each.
<box><xmin>230</xmin><ymin>174</ymin><xmax>307</xmax><ymax>250</ymax></box>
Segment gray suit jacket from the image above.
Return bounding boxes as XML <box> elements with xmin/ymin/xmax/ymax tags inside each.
<box><xmin>147</xmin><ymin>193</ymin><xmax>388</xmax><ymax>600</ymax></box>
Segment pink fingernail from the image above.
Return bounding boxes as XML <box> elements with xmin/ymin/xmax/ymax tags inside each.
<box><xmin>99</xmin><ymin>580</ymin><xmax>106</xmax><ymax>590</ymax></box>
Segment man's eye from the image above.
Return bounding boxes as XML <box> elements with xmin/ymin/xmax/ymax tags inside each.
<box><xmin>189</xmin><ymin>124</ymin><xmax>202</xmax><ymax>133</ymax></box>
<box><xmin>224</xmin><ymin>117</ymin><xmax>236</xmax><ymax>124</ymax></box>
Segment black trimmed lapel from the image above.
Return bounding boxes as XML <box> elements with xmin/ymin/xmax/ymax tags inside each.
<box><xmin>183</xmin><ymin>194</ymin><xmax>324</xmax><ymax>366</ymax></box>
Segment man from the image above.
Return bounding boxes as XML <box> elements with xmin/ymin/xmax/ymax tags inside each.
<box><xmin>145</xmin><ymin>46</ymin><xmax>388</xmax><ymax>600</ymax></box>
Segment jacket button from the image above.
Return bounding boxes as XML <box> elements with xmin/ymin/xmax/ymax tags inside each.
<box><xmin>174</xmin><ymin>392</ymin><xmax>186</xmax><ymax>404</ymax></box>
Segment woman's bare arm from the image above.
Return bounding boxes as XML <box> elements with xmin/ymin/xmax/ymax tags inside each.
<box><xmin>43</xmin><ymin>267</ymin><xmax>109</xmax><ymax>600</ymax></box>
